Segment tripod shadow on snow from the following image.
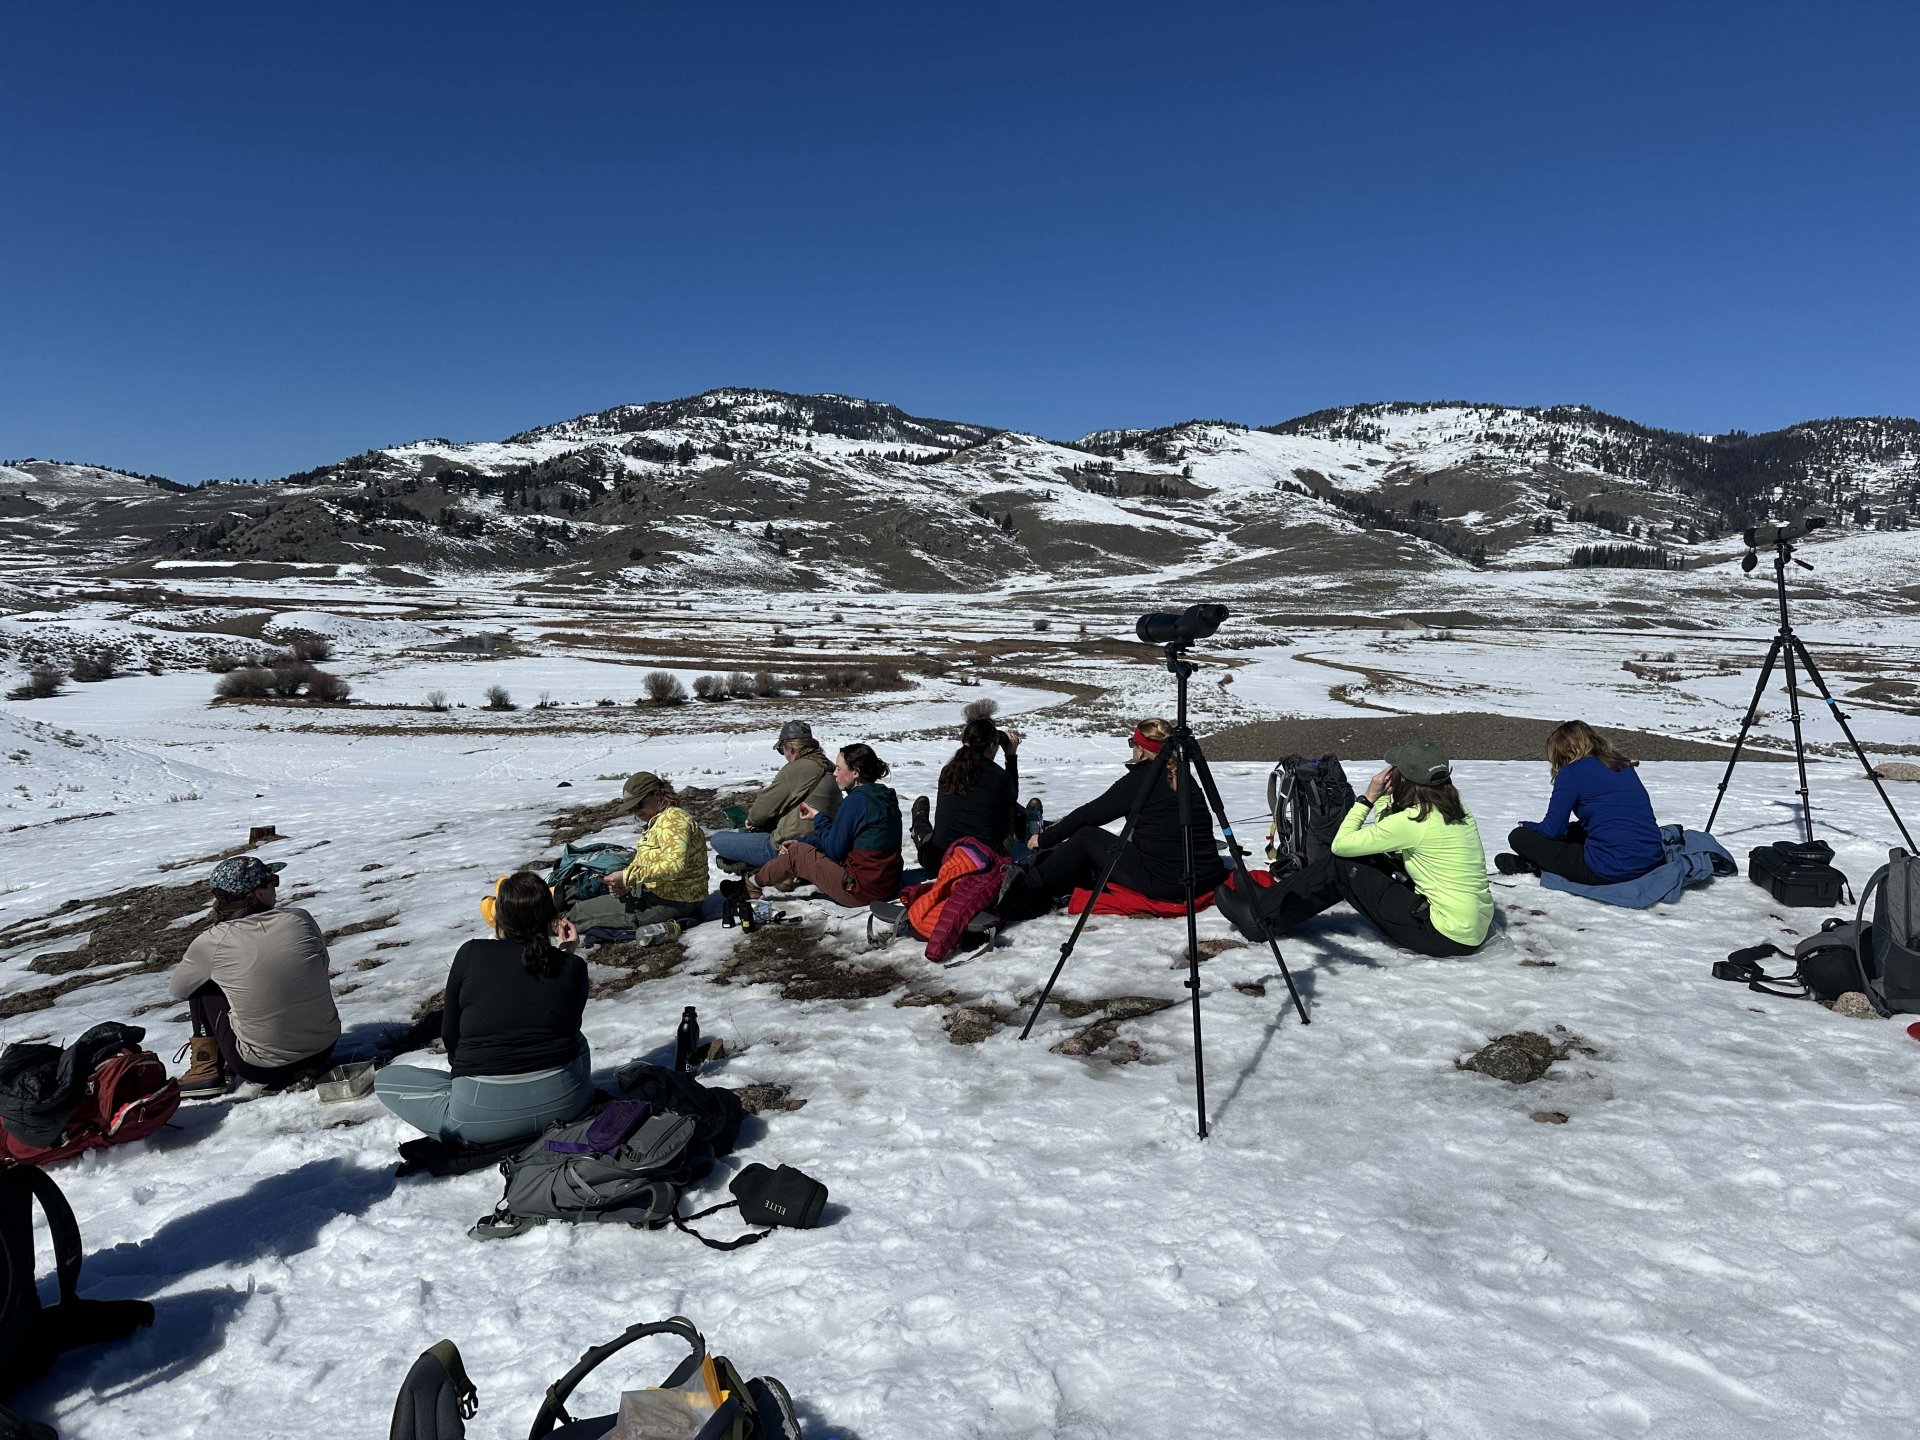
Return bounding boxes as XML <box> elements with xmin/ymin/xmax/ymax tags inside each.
<box><xmin>86</xmin><ymin>1157</ymin><xmax>396</xmax><ymax>1295</ymax></box>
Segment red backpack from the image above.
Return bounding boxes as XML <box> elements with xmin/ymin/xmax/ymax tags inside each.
<box><xmin>0</xmin><ymin>1048</ymin><xmax>180</xmax><ymax>1167</ymax></box>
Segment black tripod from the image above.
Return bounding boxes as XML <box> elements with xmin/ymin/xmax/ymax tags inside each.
<box><xmin>1704</xmin><ymin>534</ymin><xmax>1913</xmax><ymax>848</ymax></box>
<box><xmin>1017</xmin><ymin>641</ymin><xmax>1310</xmax><ymax>1139</ymax></box>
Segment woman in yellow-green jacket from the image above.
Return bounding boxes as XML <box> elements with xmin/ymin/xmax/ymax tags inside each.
<box><xmin>1329</xmin><ymin>740</ymin><xmax>1494</xmax><ymax>956</ymax></box>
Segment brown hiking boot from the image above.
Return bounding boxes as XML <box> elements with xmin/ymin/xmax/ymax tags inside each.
<box><xmin>176</xmin><ymin>1036</ymin><xmax>228</xmax><ymax>1099</ymax></box>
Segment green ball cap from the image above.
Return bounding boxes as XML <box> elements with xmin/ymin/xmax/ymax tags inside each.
<box><xmin>615</xmin><ymin>771</ymin><xmax>664</xmax><ymax>813</ymax></box>
<box><xmin>1383</xmin><ymin>739</ymin><xmax>1451</xmax><ymax>785</ymax></box>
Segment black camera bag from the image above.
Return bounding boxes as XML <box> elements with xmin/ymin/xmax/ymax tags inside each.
<box><xmin>1748</xmin><ymin>841</ymin><xmax>1849</xmax><ymax>908</ymax></box>
<box><xmin>671</xmin><ymin>1164</ymin><xmax>829</xmax><ymax>1251</ymax></box>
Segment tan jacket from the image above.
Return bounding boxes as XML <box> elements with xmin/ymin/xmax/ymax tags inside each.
<box><xmin>747</xmin><ymin>745</ymin><xmax>840</xmax><ymax>843</ymax></box>
<box><xmin>170</xmin><ymin>907</ymin><xmax>342</xmax><ymax>1068</ymax></box>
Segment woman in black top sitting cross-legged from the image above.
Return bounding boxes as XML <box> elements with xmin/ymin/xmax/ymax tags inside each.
<box><xmin>374</xmin><ymin>870</ymin><xmax>595</xmax><ymax>1147</ymax></box>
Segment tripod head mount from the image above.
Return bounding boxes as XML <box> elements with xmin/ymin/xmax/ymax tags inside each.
<box><xmin>1741</xmin><ymin>516</ymin><xmax>1825</xmax><ymax>574</ymax></box>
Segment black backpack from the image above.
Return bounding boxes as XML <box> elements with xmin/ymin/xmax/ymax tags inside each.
<box><xmin>388</xmin><ymin>1317</ymin><xmax>799</xmax><ymax>1440</ymax></box>
<box><xmin>0</xmin><ymin>1022</ymin><xmax>150</xmax><ymax>1151</ymax></box>
<box><xmin>1</xmin><ymin>1164</ymin><xmax>155</xmax><ymax>1436</ymax></box>
<box><xmin>1265</xmin><ymin>755</ymin><xmax>1355</xmax><ymax>878</ymax></box>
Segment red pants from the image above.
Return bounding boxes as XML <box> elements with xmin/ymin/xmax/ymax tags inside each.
<box><xmin>755</xmin><ymin>845</ymin><xmax>868</xmax><ymax>908</ymax></box>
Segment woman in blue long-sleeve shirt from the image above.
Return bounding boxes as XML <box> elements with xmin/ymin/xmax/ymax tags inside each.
<box><xmin>1496</xmin><ymin>721</ymin><xmax>1665</xmax><ymax>884</ymax></box>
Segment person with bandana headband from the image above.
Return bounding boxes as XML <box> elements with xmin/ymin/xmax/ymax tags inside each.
<box><xmin>1018</xmin><ymin>717</ymin><xmax>1224</xmax><ymax>903</ymax></box>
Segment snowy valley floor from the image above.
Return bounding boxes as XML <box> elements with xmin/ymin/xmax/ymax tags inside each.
<box><xmin>3</xmin><ymin>593</ymin><xmax>1920</xmax><ymax>1439</ymax></box>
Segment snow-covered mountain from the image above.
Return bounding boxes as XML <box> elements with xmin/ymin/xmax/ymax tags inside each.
<box><xmin>5</xmin><ymin>393</ymin><xmax>1916</xmax><ymax>591</ymax></box>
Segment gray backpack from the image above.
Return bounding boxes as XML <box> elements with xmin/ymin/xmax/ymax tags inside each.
<box><xmin>1855</xmin><ymin>847</ymin><xmax>1920</xmax><ymax>1015</ymax></box>
<box><xmin>471</xmin><ymin>1105</ymin><xmax>703</xmax><ymax>1241</ymax></box>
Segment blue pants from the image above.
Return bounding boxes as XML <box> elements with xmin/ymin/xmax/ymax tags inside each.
<box><xmin>375</xmin><ymin>1049</ymin><xmax>594</xmax><ymax>1146</ymax></box>
<box><xmin>709</xmin><ymin>829</ymin><xmax>779</xmax><ymax>868</ymax></box>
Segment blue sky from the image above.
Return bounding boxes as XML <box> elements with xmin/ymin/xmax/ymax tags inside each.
<box><xmin>3</xmin><ymin>1</ymin><xmax>1916</xmax><ymax>481</ymax></box>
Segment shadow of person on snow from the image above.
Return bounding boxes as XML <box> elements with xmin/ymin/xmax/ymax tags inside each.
<box><xmin>85</xmin><ymin>1156</ymin><xmax>396</xmax><ymax>1296</ymax></box>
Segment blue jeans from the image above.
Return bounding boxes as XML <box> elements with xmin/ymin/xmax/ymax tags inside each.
<box><xmin>375</xmin><ymin>1049</ymin><xmax>594</xmax><ymax>1146</ymax></box>
<box><xmin>709</xmin><ymin>829</ymin><xmax>779</xmax><ymax>868</ymax></box>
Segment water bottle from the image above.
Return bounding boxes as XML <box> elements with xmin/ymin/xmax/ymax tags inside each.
<box><xmin>633</xmin><ymin>919</ymin><xmax>680</xmax><ymax>948</ymax></box>
<box><xmin>673</xmin><ymin>1006</ymin><xmax>700</xmax><ymax>1073</ymax></box>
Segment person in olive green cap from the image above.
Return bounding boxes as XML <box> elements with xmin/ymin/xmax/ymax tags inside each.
<box><xmin>1328</xmin><ymin>739</ymin><xmax>1494</xmax><ymax>956</ymax></box>
<box><xmin>565</xmin><ymin>771</ymin><xmax>710</xmax><ymax>934</ymax></box>
<box><xmin>707</xmin><ymin>720</ymin><xmax>840</xmax><ymax>874</ymax></box>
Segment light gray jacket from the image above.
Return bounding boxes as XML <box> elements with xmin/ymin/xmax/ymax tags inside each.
<box><xmin>170</xmin><ymin>907</ymin><xmax>342</xmax><ymax>1068</ymax></box>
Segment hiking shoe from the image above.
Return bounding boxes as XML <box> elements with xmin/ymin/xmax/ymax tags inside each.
<box><xmin>910</xmin><ymin>795</ymin><xmax>932</xmax><ymax>846</ymax></box>
<box><xmin>1024</xmin><ymin>797</ymin><xmax>1045</xmax><ymax>836</ymax></box>
<box><xmin>176</xmin><ymin>1036</ymin><xmax>228</xmax><ymax>1100</ymax></box>
<box><xmin>1493</xmin><ymin>853</ymin><xmax>1538</xmax><ymax>876</ymax></box>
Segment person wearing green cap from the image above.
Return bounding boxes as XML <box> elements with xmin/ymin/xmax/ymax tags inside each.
<box><xmin>1328</xmin><ymin>740</ymin><xmax>1494</xmax><ymax>955</ymax></box>
<box><xmin>565</xmin><ymin>772</ymin><xmax>709</xmax><ymax>935</ymax></box>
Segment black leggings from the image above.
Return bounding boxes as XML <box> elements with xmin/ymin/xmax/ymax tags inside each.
<box><xmin>1026</xmin><ymin>828</ymin><xmax>1222</xmax><ymax>904</ymax></box>
<box><xmin>1332</xmin><ymin>855</ymin><xmax>1481</xmax><ymax>958</ymax></box>
<box><xmin>1507</xmin><ymin>825</ymin><xmax>1605</xmax><ymax>886</ymax></box>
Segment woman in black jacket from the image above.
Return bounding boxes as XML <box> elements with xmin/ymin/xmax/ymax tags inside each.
<box><xmin>911</xmin><ymin>713</ymin><xmax>1024</xmax><ymax>869</ymax></box>
<box><xmin>374</xmin><ymin>871</ymin><xmax>595</xmax><ymax>1146</ymax></box>
<box><xmin>1021</xmin><ymin>718</ymin><xmax>1224</xmax><ymax>902</ymax></box>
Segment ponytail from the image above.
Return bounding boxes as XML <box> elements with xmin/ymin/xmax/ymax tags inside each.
<box><xmin>495</xmin><ymin>870</ymin><xmax>564</xmax><ymax>979</ymax></box>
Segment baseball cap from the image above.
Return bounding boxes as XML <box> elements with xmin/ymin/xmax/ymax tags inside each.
<box><xmin>614</xmin><ymin>771</ymin><xmax>665</xmax><ymax>814</ymax></box>
<box><xmin>1383</xmin><ymin>739</ymin><xmax>1452</xmax><ymax>785</ymax></box>
<box><xmin>208</xmin><ymin>855</ymin><xmax>286</xmax><ymax>897</ymax></box>
<box><xmin>774</xmin><ymin>720</ymin><xmax>813</xmax><ymax>751</ymax></box>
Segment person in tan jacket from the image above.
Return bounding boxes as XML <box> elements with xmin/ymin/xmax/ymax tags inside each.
<box><xmin>169</xmin><ymin>855</ymin><xmax>341</xmax><ymax>1099</ymax></box>
<box><xmin>709</xmin><ymin>720</ymin><xmax>840</xmax><ymax>872</ymax></box>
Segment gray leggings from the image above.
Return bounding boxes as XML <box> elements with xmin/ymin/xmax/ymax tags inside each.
<box><xmin>375</xmin><ymin>1049</ymin><xmax>594</xmax><ymax>1146</ymax></box>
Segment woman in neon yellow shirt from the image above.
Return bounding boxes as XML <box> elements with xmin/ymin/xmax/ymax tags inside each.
<box><xmin>1329</xmin><ymin>740</ymin><xmax>1494</xmax><ymax>956</ymax></box>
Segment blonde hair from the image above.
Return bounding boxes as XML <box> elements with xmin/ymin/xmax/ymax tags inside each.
<box><xmin>1546</xmin><ymin>720</ymin><xmax>1635</xmax><ymax>778</ymax></box>
<box><xmin>1135</xmin><ymin>717</ymin><xmax>1178</xmax><ymax>789</ymax></box>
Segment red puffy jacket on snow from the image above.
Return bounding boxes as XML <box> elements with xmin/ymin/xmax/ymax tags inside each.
<box><xmin>901</xmin><ymin>838</ymin><xmax>1009</xmax><ymax>963</ymax></box>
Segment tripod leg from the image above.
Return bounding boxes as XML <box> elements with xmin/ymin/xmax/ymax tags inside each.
<box><xmin>1185</xmin><ymin>744</ymin><xmax>1311</xmax><ymax>1028</ymax></box>
<box><xmin>1788</xmin><ymin>637</ymin><xmax>1917</xmax><ymax>850</ymax></box>
<box><xmin>1778</xmin><ymin>635</ymin><xmax>1816</xmax><ymax>843</ymax></box>
<box><xmin>1704</xmin><ymin>635</ymin><xmax>1786</xmax><ymax>834</ymax></box>
<box><xmin>1175</xmin><ymin>737</ymin><xmax>1208</xmax><ymax>1139</ymax></box>
<box><xmin>1017</xmin><ymin>765</ymin><xmax>1161</xmax><ymax>1042</ymax></box>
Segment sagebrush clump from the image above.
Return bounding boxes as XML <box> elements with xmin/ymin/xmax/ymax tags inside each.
<box><xmin>6</xmin><ymin>664</ymin><xmax>65</xmax><ymax>701</ymax></box>
<box><xmin>643</xmin><ymin>671</ymin><xmax>687</xmax><ymax>705</ymax></box>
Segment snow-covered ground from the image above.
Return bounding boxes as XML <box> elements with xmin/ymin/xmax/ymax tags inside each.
<box><xmin>4</xmin><ymin>581</ymin><xmax>1920</xmax><ymax>1439</ymax></box>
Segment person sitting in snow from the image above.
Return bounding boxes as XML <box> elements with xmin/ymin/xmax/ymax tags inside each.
<box><xmin>707</xmin><ymin>720</ymin><xmax>840</xmax><ymax>874</ymax></box>
<box><xmin>566</xmin><ymin>771</ymin><xmax>709</xmax><ymax>936</ymax></box>
<box><xmin>1329</xmin><ymin>740</ymin><xmax>1494</xmax><ymax>957</ymax></box>
<box><xmin>1494</xmin><ymin>720</ymin><xmax>1665</xmax><ymax>885</ymax></box>
<box><xmin>170</xmin><ymin>855</ymin><xmax>341</xmax><ymax>1099</ymax></box>
<box><xmin>723</xmin><ymin>744</ymin><xmax>902</xmax><ymax>908</ymax></box>
<box><xmin>374</xmin><ymin>869</ymin><xmax>593</xmax><ymax>1146</ymax></box>
<box><xmin>909</xmin><ymin>704</ymin><xmax>1028</xmax><ymax>870</ymax></box>
<box><xmin>1016</xmin><ymin>718</ymin><xmax>1222</xmax><ymax>904</ymax></box>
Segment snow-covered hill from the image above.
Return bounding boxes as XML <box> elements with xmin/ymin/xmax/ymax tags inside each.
<box><xmin>6</xmin><ymin>393</ymin><xmax>1917</xmax><ymax>592</ymax></box>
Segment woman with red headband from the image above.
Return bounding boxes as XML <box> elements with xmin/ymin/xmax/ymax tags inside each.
<box><xmin>1019</xmin><ymin>717</ymin><xmax>1224</xmax><ymax>903</ymax></box>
